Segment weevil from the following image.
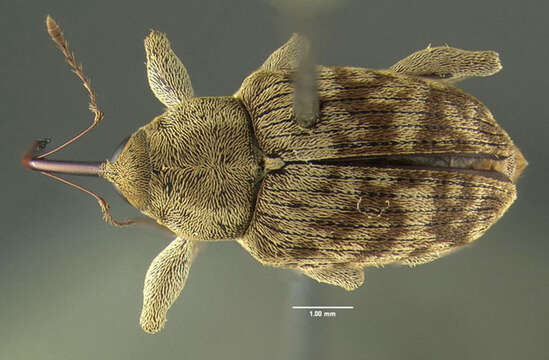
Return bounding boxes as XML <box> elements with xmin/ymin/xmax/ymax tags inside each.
<box><xmin>23</xmin><ymin>17</ymin><xmax>526</xmax><ymax>333</ymax></box>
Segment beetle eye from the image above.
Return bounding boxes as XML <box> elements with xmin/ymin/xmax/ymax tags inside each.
<box><xmin>111</xmin><ymin>135</ymin><xmax>131</xmax><ymax>163</ymax></box>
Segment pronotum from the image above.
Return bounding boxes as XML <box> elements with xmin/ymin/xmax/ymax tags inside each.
<box><xmin>23</xmin><ymin>17</ymin><xmax>526</xmax><ymax>333</ymax></box>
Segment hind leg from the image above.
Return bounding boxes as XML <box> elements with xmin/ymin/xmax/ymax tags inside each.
<box><xmin>299</xmin><ymin>263</ymin><xmax>365</xmax><ymax>291</ymax></box>
<box><xmin>390</xmin><ymin>45</ymin><xmax>502</xmax><ymax>83</ymax></box>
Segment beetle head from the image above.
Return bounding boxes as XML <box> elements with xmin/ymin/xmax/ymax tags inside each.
<box><xmin>101</xmin><ymin>130</ymin><xmax>152</xmax><ymax>211</ymax></box>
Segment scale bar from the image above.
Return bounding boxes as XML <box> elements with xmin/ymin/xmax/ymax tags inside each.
<box><xmin>291</xmin><ymin>306</ymin><xmax>354</xmax><ymax>309</ymax></box>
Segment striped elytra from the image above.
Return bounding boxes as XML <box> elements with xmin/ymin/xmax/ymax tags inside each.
<box><xmin>237</xmin><ymin>66</ymin><xmax>521</xmax><ymax>289</ymax></box>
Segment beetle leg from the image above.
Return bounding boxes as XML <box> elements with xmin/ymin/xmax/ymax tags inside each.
<box><xmin>140</xmin><ymin>237</ymin><xmax>196</xmax><ymax>334</ymax></box>
<box><xmin>300</xmin><ymin>263</ymin><xmax>364</xmax><ymax>291</ymax></box>
<box><xmin>145</xmin><ymin>31</ymin><xmax>194</xmax><ymax>107</ymax></box>
<box><xmin>389</xmin><ymin>45</ymin><xmax>502</xmax><ymax>83</ymax></box>
<box><xmin>260</xmin><ymin>33</ymin><xmax>310</xmax><ymax>71</ymax></box>
<box><xmin>260</xmin><ymin>33</ymin><xmax>319</xmax><ymax>128</ymax></box>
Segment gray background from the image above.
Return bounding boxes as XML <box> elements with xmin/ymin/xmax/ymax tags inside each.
<box><xmin>2</xmin><ymin>0</ymin><xmax>547</xmax><ymax>359</ymax></box>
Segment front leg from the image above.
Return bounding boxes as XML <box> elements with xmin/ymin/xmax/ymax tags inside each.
<box><xmin>390</xmin><ymin>45</ymin><xmax>502</xmax><ymax>83</ymax></box>
<box><xmin>145</xmin><ymin>31</ymin><xmax>194</xmax><ymax>107</ymax></box>
<box><xmin>140</xmin><ymin>237</ymin><xmax>196</xmax><ymax>334</ymax></box>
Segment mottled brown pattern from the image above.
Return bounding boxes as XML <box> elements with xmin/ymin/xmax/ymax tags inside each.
<box><xmin>240</xmin><ymin>164</ymin><xmax>516</xmax><ymax>268</ymax></box>
<box><xmin>239</xmin><ymin>66</ymin><xmax>514</xmax><ymax>162</ymax></box>
<box><xmin>236</xmin><ymin>63</ymin><xmax>522</xmax><ymax>291</ymax></box>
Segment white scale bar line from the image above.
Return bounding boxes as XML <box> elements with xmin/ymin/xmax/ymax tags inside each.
<box><xmin>291</xmin><ymin>306</ymin><xmax>354</xmax><ymax>309</ymax></box>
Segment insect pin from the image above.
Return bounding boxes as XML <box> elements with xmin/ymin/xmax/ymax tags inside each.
<box><xmin>23</xmin><ymin>17</ymin><xmax>526</xmax><ymax>333</ymax></box>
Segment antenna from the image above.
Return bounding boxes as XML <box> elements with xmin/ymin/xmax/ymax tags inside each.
<box><xmin>21</xmin><ymin>16</ymin><xmax>140</xmax><ymax>227</ymax></box>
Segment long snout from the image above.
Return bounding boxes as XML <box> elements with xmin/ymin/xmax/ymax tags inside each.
<box><xmin>22</xmin><ymin>139</ymin><xmax>102</xmax><ymax>176</ymax></box>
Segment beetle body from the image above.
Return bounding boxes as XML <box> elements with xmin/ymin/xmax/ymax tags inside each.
<box><xmin>28</xmin><ymin>21</ymin><xmax>525</xmax><ymax>333</ymax></box>
<box><xmin>103</xmin><ymin>62</ymin><xmax>523</xmax><ymax>294</ymax></box>
<box><xmin>238</xmin><ymin>65</ymin><xmax>522</xmax><ymax>274</ymax></box>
